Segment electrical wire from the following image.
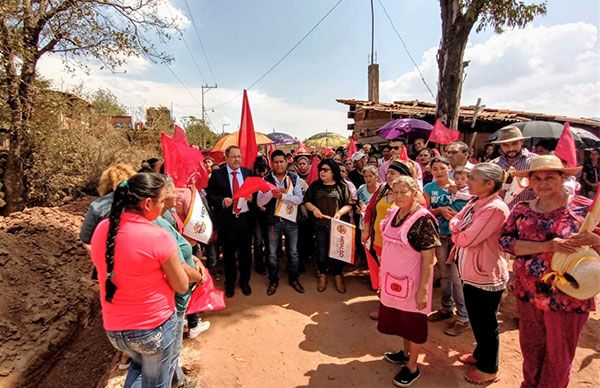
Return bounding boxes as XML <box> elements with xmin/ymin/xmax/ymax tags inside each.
<box><xmin>208</xmin><ymin>0</ymin><xmax>345</xmax><ymax>111</ymax></box>
<box><xmin>377</xmin><ymin>0</ymin><xmax>437</xmax><ymax>101</ymax></box>
<box><xmin>164</xmin><ymin>63</ymin><xmax>203</xmax><ymax>107</ymax></box>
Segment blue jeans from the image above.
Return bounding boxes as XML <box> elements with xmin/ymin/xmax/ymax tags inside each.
<box><xmin>171</xmin><ymin>311</ymin><xmax>186</xmax><ymax>387</ymax></box>
<box><xmin>106</xmin><ymin>313</ymin><xmax>177</xmax><ymax>388</ymax></box>
<box><xmin>314</xmin><ymin>224</ymin><xmax>344</xmax><ymax>276</ymax></box>
<box><xmin>436</xmin><ymin>237</ymin><xmax>469</xmax><ymax>322</ymax></box>
<box><xmin>268</xmin><ymin>218</ymin><xmax>300</xmax><ymax>283</ymax></box>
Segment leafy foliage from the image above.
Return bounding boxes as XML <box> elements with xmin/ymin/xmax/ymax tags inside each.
<box><xmin>182</xmin><ymin>116</ymin><xmax>219</xmax><ymax>149</ymax></box>
<box><xmin>90</xmin><ymin>88</ymin><xmax>127</xmax><ymax>116</ymax></box>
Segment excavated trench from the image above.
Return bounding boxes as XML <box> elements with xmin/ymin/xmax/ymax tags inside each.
<box><xmin>0</xmin><ymin>199</ymin><xmax>116</xmax><ymax>388</ymax></box>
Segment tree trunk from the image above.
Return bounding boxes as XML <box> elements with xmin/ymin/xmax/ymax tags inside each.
<box><xmin>3</xmin><ymin>126</ymin><xmax>26</xmax><ymax>214</ymax></box>
<box><xmin>436</xmin><ymin>1</ymin><xmax>477</xmax><ymax>130</ymax></box>
<box><xmin>436</xmin><ymin>35</ymin><xmax>469</xmax><ymax>130</ymax></box>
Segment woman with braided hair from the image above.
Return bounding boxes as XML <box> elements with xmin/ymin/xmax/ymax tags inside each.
<box><xmin>91</xmin><ymin>172</ymin><xmax>189</xmax><ymax>387</ymax></box>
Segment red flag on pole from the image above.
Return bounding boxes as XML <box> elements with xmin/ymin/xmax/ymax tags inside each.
<box><xmin>305</xmin><ymin>155</ymin><xmax>320</xmax><ymax>185</ymax></box>
<box><xmin>238</xmin><ymin>90</ymin><xmax>258</xmax><ymax>169</ymax></box>
<box><xmin>428</xmin><ymin>119</ymin><xmax>460</xmax><ymax>144</ymax></box>
<box><xmin>554</xmin><ymin>122</ymin><xmax>577</xmax><ymax>168</ymax></box>
<box><xmin>161</xmin><ymin>131</ymin><xmax>209</xmax><ymax>190</ymax></box>
<box><xmin>172</xmin><ymin>124</ymin><xmax>188</xmax><ymax>144</ymax></box>
<box><xmin>347</xmin><ymin>138</ymin><xmax>357</xmax><ymax>156</ymax></box>
<box><xmin>232</xmin><ymin>177</ymin><xmax>277</xmax><ymax>200</ymax></box>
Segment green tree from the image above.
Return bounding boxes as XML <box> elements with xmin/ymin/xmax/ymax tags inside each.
<box><xmin>183</xmin><ymin>116</ymin><xmax>219</xmax><ymax>149</ymax></box>
<box><xmin>91</xmin><ymin>88</ymin><xmax>127</xmax><ymax>116</ymax></box>
<box><xmin>0</xmin><ymin>0</ymin><xmax>181</xmax><ymax>213</ymax></box>
<box><xmin>436</xmin><ymin>0</ymin><xmax>546</xmax><ymax>130</ymax></box>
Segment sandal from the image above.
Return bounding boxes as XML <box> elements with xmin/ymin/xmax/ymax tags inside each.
<box><xmin>458</xmin><ymin>353</ymin><xmax>477</xmax><ymax>365</ymax></box>
<box><xmin>464</xmin><ymin>369</ymin><xmax>498</xmax><ymax>385</ymax></box>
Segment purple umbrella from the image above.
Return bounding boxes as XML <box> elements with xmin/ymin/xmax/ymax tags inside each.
<box><xmin>266</xmin><ymin>132</ymin><xmax>298</xmax><ymax>145</ymax></box>
<box><xmin>376</xmin><ymin>118</ymin><xmax>433</xmax><ymax>140</ymax></box>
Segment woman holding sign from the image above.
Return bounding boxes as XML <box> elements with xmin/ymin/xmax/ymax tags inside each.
<box><xmin>304</xmin><ymin>158</ymin><xmax>355</xmax><ymax>293</ymax></box>
<box><xmin>378</xmin><ymin>176</ymin><xmax>440</xmax><ymax>387</ymax></box>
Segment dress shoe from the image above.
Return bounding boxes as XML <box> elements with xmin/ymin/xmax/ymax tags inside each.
<box><xmin>255</xmin><ymin>267</ymin><xmax>267</xmax><ymax>276</ymax></box>
<box><xmin>240</xmin><ymin>283</ymin><xmax>252</xmax><ymax>296</ymax></box>
<box><xmin>225</xmin><ymin>287</ymin><xmax>235</xmax><ymax>298</ymax></box>
<box><xmin>289</xmin><ymin>280</ymin><xmax>305</xmax><ymax>294</ymax></box>
<box><xmin>266</xmin><ymin>282</ymin><xmax>278</xmax><ymax>296</ymax></box>
<box><xmin>317</xmin><ymin>274</ymin><xmax>327</xmax><ymax>292</ymax></box>
<box><xmin>334</xmin><ymin>275</ymin><xmax>346</xmax><ymax>294</ymax></box>
<box><xmin>444</xmin><ymin>320</ymin><xmax>471</xmax><ymax>336</ymax></box>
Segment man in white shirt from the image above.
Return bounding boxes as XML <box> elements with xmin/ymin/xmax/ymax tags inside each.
<box><xmin>446</xmin><ymin>141</ymin><xmax>475</xmax><ymax>180</ymax></box>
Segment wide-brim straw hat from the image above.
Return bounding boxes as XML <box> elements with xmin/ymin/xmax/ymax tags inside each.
<box><xmin>491</xmin><ymin>125</ymin><xmax>530</xmax><ymax>144</ymax></box>
<box><xmin>549</xmin><ymin>246</ymin><xmax>600</xmax><ymax>300</ymax></box>
<box><xmin>511</xmin><ymin>155</ymin><xmax>582</xmax><ymax>177</ymax></box>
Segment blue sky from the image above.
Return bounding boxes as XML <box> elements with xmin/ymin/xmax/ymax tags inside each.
<box><xmin>39</xmin><ymin>0</ymin><xmax>600</xmax><ymax>139</ymax></box>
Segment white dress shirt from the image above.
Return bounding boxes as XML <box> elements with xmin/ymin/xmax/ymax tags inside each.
<box><xmin>226</xmin><ymin>164</ymin><xmax>249</xmax><ymax>214</ymax></box>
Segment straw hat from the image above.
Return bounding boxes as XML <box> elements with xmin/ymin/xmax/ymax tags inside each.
<box><xmin>511</xmin><ymin>155</ymin><xmax>582</xmax><ymax>178</ymax></box>
<box><xmin>491</xmin><ymin>125</ymin><xmax>530</xmax><ymax>144</ymax></box>
<box><xmin>546</xmin><ymin>247</ymin><xmax>600</xmax><ymax>300</ymax></box>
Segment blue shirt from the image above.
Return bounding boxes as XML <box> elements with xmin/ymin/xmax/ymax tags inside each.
<box><xmin>424</xmin><ymin>181</ymin><xmax>452</xmax><ymax>236</ymax></box>
<box><xmin>80</xmin><ymin>192</ymin><xmax>114</xmax><ymax>244</ymax></box>
<box><xmin>154</xmin><ymin>216</ymin><xmax>195</xmax><ymax>313</ymax></box>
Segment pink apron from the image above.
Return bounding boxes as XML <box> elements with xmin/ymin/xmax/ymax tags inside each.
<box><xmin>379</xmin><ymin>207</ymin><xmax>434</xmax><ymax>314</ymax></box>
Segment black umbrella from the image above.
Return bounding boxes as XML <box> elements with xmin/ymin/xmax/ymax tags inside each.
<box><xmin>486</xmin><ymin>121</ymin><xmax>600</xmax><ymax>149</ymax></box>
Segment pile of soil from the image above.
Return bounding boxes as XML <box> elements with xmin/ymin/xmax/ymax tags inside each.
<box><xmin>0</xmin><ymin>199</ymin><xmax>114</xmax><ymax>388</ymax></box>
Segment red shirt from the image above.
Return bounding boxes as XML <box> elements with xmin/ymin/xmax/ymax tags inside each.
<box><xmin>91</xmin><ymin>212</ymin><xmax>177</xmax><ymax>330</ymax></box>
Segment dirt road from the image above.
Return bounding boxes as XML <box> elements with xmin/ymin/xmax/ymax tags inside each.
<box><xmin>105</xmin><ymin>267</ymin><xmax>599</xmax><ymax>388</ymax></box>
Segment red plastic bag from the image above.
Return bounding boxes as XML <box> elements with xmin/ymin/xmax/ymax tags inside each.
<box><xmin>185</xmin><ymin>272</ymin><xmax>226</xmax><ymax>314</ymax></box>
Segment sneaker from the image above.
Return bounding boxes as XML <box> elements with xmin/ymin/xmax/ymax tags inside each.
<box><xmin>393</xmin><ymin>366</ymin><xmax>421</xmax><ymax>387</ymax></box>
<box><xmin>384</xmin><ymin>349</ymin><xmax>409</xmax><ymax>364</ymax></box>
<box><xmin>188</xmin><ymin>320</ymin><xmax>211</xmax><ymax>339</ymax></box>
<box><xmin>444</xmin><ymin>320</ymin><xmax>471</xmax><ymax>336</ymax></box>
<box><xmin>427</xmin><ymin>309</ymin><xmax>453</xmax><ymax>322</ymax></box>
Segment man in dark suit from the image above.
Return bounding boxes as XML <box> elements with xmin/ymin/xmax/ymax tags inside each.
<box><xmin>206</xmin><ymin>145</ymin><xmax>254</xmax><ymax>297</ymax></box>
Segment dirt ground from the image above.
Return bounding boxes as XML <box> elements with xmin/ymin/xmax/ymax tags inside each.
<box><xmin>105</xmin><ymin>267</ymin><xmax>599</xmax><ymax>388</ymax></box>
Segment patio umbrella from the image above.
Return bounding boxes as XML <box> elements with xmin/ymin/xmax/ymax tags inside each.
<box><xmin>486</xmin><ymin>121</ymin><xmax>600</xmax><ymax>149</ymax></box>
<box><xmin>304</xmin><ymin>132</ymin><xmax>347</xmax><ymax>148</ymax></box>
<box><xmin>266</xmin><ymin>132</ymin><xmax>297</xmax><ymax>145</ymax></box>
<box><xmin>211</xmin><ymin>130</ymin><xmax>273</xmax><ymax>152</ymax></box>
<box><xmin>376</xmin><ymin>118</ymin><xmax>433</xmax><ymax>141</ymax></box>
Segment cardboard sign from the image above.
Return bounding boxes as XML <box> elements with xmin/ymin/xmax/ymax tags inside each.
<box><xmin>329</xmin><ymin>218</ymin><xmax>356</xmax><ymax>264</ymax></box>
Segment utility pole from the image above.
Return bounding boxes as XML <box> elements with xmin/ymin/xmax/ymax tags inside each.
<box><xmin>468</xmin><ymin>98</ymin><xmax>485</xmax><ymax>149</ymax></box>
<box><xmin>201</xmin><ymin>84</ymin><xmax>217</xmax><ymax>129</ymax></box>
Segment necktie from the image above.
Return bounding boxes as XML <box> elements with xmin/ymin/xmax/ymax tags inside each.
<box><xmin>231</xmin><ymin>171</ymin><xmax>241</xmax><ymax>214</ymax></box>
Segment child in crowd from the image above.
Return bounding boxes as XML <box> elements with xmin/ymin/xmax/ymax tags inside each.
<box><xmin>448</xmin><ymin>167</ymin><xmax>473</xmax><ymax>203</ymax></box>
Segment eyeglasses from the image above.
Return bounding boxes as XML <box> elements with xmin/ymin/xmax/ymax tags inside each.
<box><xmin>319</xmin><ymin>167</ymin><xmax>331</xmax><ymax>172</ymax></box>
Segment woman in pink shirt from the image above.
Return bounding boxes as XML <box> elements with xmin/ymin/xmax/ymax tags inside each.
<box><xmin>91</xmin><ymin>173</ymin><xmax>188</xmax><ymax>388</ymax></box>
<box><xmin>449</xmin><ymin>163</ymin><xmax>510</xmax><ymax>384</ymax></box>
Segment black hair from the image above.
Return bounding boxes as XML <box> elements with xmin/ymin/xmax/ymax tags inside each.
<box><xmin>270</xmin><ymin>149</ymin><xmax>286</xmax><ymax>161</ymax></box>
<box><xmin>318</xmin><ymin>158</ymin><xmax>343</xmax><ymax>184</ymax></box>
<box><xmin>390</xmin><ymin>137</ymin><xmax>407</xmax><ymax>145</ymax></box>
<box><xmin>104</xmin><ymin>172</ymin><xmax>167</xmax><ymax>302</ymax></box>
<box><xmin>224</xmin><ymin>145</ymin><xmax>240</xmax><ymax>157</ymax></box>
<box><xmin>382</xmin><ymin>145</ymin><xmax>391</xmax><ymax>151</ymax></box>
<box><xmin>430</xmin><ymin>156</ymin><xmax>451</xmax><ymax>167</ymax></box>
<box><xmin>253</xmin><ymin>156</ymin><xmax>269</xmax><ymax>174</ymax></box>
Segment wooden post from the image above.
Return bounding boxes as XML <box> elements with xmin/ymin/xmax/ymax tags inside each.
<box><xmin>468</xmin><ymin>98</ymin><xmax>485</xmax><ymax>149</ymax></box>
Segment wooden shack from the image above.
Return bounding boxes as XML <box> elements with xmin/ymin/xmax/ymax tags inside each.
<box><xmin>337</xmin><ymin>99</ymin><xmax>600</xmax><ymax>151</ymax></box>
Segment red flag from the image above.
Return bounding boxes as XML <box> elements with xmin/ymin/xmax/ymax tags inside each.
<box><xmin>399</xmin><ymin>144</ymin><xmax>409</xmax><ymax>161</ymax></box>
<box><xmin>346</xmin><ymin>138</ymin><xmax>357</xmax><ymax>156</ymax></box>
<box><xmin>173</xmin><ymin>124</ymin><xmax>188</xmax><ymax>144</ymax></box>
<box><xmin>232</xmin><ymin>177</ymin><xmax>277</xmax><ymax>200</ymax></box>
<box><xmin>297</xmin><ymin>141</ymin><xmax>309</xmax><ymax>154</ymax></box>
<box><xmin>554</xmin><ymin>122</ymin><xmax>577</xmax><ymax>168</ymax></box>
<box><xmin>238</xmin><ymin>90</ymin><xmax>257</xmax><ymax>169</ymax></box>
<box><xmin>161</xmin><ymin>132</ymin><xmax>209</xmax><ymax>190</ymax></box>
<box><xmin>428</xmin><ymin>119</ymin><xmax>460</xmax><ymax>144</ymax></box>
<box><xmin>186</xmin><ymin>272</ymin><xmax>225</xmax><ymax>314</ymax></box>
<box><xmin>305</xmin><ymin>155</ymin><xmax>320</xmax><ymax>185</ymax></box>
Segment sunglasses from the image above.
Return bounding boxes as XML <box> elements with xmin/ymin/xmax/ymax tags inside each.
<box><xmin>319</xmin><ymin>167</ymin><xmax>331</xmax><ymax>172</ymax></box>
<box><xmin>391</xmin><ymin>146</ymin><xmax>402</xmax><ymax>150</ymax></box>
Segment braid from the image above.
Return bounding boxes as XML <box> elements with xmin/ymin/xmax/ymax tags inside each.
<box><xmin>102</xmin><ymin>173</ymin><xmax>166</xmax><ymax>303</ymax></box>
<box><xmin>104</xmin><ymin>182</ymin><xmax>129</xmax><ymax>302</ymax></box>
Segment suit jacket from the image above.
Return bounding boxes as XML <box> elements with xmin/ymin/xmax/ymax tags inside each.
<box><xmin>206</xmin><ymin>165</ymin><xmax>254</xmax><ymax>230</ymax></box>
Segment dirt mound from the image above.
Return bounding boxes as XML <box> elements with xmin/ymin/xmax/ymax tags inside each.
<box><xmin>0</xmin><ymin>198</ymin><xmax>106</xmax><ymax>387</ymax></box>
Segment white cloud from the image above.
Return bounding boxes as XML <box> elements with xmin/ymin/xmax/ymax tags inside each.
<box><xmin>381</xmin><ymin>22</ymin><xmax>600</xmax><ymax>118</ymax></box>
<box><xmin>36</xmin><ymin>55</ymin><xmax>348</xmax><ymax>140</ymax></box>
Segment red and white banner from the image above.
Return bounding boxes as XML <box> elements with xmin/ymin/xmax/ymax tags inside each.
<box><xmin>182</xmin><ymin>190</ymin><xmax>213</xmax><ymax>244</ymax></box>
<box><xmin>329</xmin><ymin>218</ymin><xmax>356</xmax><ymax>264</ymax></box>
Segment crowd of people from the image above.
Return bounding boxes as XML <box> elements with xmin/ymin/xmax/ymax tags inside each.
<box><xmin>80</xmin><ymin>125</ymin><xmax>599</xmax><ymax>387</ymax></box>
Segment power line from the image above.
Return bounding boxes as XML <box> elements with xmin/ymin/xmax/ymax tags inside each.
<box><xmin>183</xmin><ymin>0</ymin><xmax>224</xmax><ymax>106</ymax></box>
<box><xmin>164</xmin><ymin>63</ymin><xmax>203</xmax><ymax>107</ymax></box>
<box><xmin>208</xmin><ymin>0</ymin><xmax>345</xmax><ymax>111</ymax></box>
<box><xmin>377</xmin><ymin>0</ymin><xmax>436</xmax><ymax>101</ymax></box>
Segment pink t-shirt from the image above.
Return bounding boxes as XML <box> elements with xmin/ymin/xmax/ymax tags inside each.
<box><xmin>91</xmin><ymin>212</ymin><xmax>178</xmax><ymax>331</ymax></box>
